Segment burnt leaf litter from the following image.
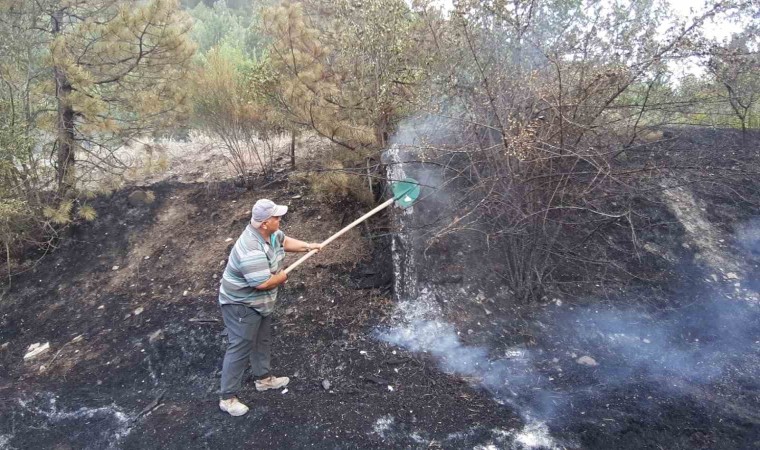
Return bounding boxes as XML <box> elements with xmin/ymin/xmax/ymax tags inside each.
<box><xmin>1</xmin><ymin>131</ymin><xmax>760</xmax><ymax>449</ymax></box>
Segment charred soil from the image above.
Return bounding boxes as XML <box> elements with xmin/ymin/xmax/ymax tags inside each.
<box><xmin>1</xmin><ymin>129</ymin><xmax>760</xmax><ymax>449</ymax></box>
<box><xmin>0</xmin><ymin>177</ymin><xmax>520</xmax><ymax>449</ymax></box>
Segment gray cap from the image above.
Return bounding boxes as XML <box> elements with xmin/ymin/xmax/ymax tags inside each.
<box><xmin>251</xmin><ymin>199</ymin><xmax>288</xmax><ymax>228</ymax></box>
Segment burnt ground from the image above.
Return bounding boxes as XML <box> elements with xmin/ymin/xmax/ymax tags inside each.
<box><xmin>1</xmin><ymin>128</ymin><xmax>759</xmax><ymax>449</ymax></box>
<box><xmin>0</xmin><ymin>178</ymin><xmax>522</xmax><ymax>449</ymax></box>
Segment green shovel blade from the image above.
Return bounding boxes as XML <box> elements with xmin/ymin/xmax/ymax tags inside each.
<box><xmin>391</xmin><ymin>178</ymin><xmax>420</xmax><ymax>208</ymax></box>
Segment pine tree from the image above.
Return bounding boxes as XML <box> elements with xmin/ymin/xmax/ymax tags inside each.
<box><xmin>262</xmin><ymin>0</ymin><xmax>424</xmax><ymax>152</ymax></box>
<box><xmin>1</xmin><ymin>0</ymin><xmax>195</xmax><ymax>196</ymax></box>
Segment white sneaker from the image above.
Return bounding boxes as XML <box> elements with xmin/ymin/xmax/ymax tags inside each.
<box><xmin>255</xmin><ymin>375</ymin><xmax>290</xmax><ymax>391</ymax></box>
<box><xmin>219</xmin><ymin>397</ymin><xmax>249</xmax><ymax>416</ymax></box>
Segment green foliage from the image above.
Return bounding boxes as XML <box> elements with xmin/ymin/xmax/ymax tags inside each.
<box><xmin>43</xmin><ymin>200</ymin><xmax>73</xmax><ymax>225</ymax></box>
<box><xmin>261</xmin><ymin>0</ymin><xmax>425</xmax><ymax>152</ymax></box>
<box><xmin>0</xmin><ymin>99</ymin><xmax>36</xmax><ymax>258</ymax></box>
<box><xmin>0</xmin><ymin>0</ymin><xmax>192</xmax><ymax>269</ymax></box>
<box><xmin>0</xmin><ymin>0</ymin><xmax>196</xmax><ymax>196</ymax></box>
<box><xmin>190</xmin><ymin>45</ymin><xmax>282</xmax><ymax>184</ymax></box>
<box><xmin>188</xmin><ymin>1</ymin><xmax>267</xmax><ymax>58</ymax></box>
<box><xmin>306</xmin><ymin>160</ymin><xmax>374</xmax><ymax>206</ymax></box>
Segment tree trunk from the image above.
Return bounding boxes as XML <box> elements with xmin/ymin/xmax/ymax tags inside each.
<box><xmin>53</xmin><ymin>10</ymin><xmax>76</xmax><ymax>197</ymax></box>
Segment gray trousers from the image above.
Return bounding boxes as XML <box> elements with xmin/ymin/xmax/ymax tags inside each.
<box><xmin>220</xmin><ymin>303</ymin><xmax>272</xmax><ymax>399</ymax></box>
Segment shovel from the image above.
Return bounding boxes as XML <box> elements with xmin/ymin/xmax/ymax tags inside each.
<box><xmin>284</xmin><ymin>178</ymin><xmax>420</xmax><ymax>275</ymax></box>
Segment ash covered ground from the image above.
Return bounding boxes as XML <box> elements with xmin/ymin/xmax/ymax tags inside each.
<box><xmin>1</xmin><ymin>129</ymin><xmax>760</xmax><ymax>449</ymax></box>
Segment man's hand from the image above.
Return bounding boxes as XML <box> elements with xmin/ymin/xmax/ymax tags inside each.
<box><xmin>308</xmin><ymin>243</ymin><xmax>323</xmax><ymax>252</ymax></box>
<box><xmin>273</xmin><ymin>271</ymin><xmax>288</xmax><ymax>286</ymax></box>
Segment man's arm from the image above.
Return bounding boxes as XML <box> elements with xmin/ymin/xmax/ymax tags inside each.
<box><xmin>283</xmin><ymin>236</ymin><xmax>322</xmax><ymax>253</ymax></box>
<box><xmin>255</xmin><ymin>271</ymin><xmax>288</xmax><ymax>290</ymax></box>
<box><xmin>240</xmin><ymin>249</ymin><xmax>288</xmax><ymax>290</ymax></box>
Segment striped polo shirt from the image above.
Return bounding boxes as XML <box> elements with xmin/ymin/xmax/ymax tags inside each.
<box><xmin>218</xmin><ymin>225</ymin><xmax>286</xmax><ymax>316</ymax></box>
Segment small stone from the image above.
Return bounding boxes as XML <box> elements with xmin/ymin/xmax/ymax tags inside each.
<box><xmin>554</xmin><ymin>298</ymin><xmax>563</xmax><ymax>306</ymax></box>
<box><xmin>133</xmin><ymin>306</ymin><xmax>144</xmax><ymax>315</ymax></box>
<box><xmin>225</xmin><ymin>238</ymin><xmax>233</xmax><ymax>242</ymax></box>
<box><xmin>576</xmin><ymin>356</ymin><xmax>598</xmax><ymax>367</ymax></box>
<box><xmin>281</xmin><ymin>388</ymin><xmax>288</xmax><ymax>394</ymax></box>
<box><xmin>322</xmin><ymin>380</ymin><xmax>331</xmax><ymax>390</ymax></box>
<box><xmin>24</xmin><ymin>342</ymin><xmax>50</xmax><ymax>361</ymax></box>
<box><xmin>97</xmin><ymin>305</ymin><xmax>105</xmax><ymax>310</ymax></box>
<box><xmin>1</xmin><ymin>342</ymin><xmax>8</xmax><ymax>350</ymax></box>
<box><xmin>387</xmin><ymin>385</ymin><xmax>394</xmax><ymax>392</ymax></box>
<box><xmin>642</xmin><ymin>339</ymin><xmax>651</xmax><ymax>344</ymax></box>
<box><xmin>71</xmin><ymin>335</ymin><xmax>84</xmax><ymax>343</ymax></box>
<box><xmin>182</xmin><ymin>290</ymin><xmax>188</xmax><ymax>296</ymax></box>
<box><xmin>148</xmin><ymin>329</ymin><xmax>164</xmax><ymax>343</ymax></box>
<box><xmin>112</xmin><ymin>266</ymin><xmax>120</xmax><ymax>271</ymax></box>
<box><xmin>726</xmin><ymin>272</ymin><xmax>739</xmax><ymax>280</ymax></box>
<box><xmin>144</xmin><ymin>256</ymin><xmax>150</xmax><ymax>260</ymax></box>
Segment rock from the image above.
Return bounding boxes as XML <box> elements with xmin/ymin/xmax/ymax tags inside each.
<box><xmin>642</xmin><ymin>339</ymin><xmax>651</xmax><ymax>344</ymax></box>
<box><xmin>726</xmin><ymin>272</ymin><xmax>739</xmax><ymax>280</ymax></box>
<box><xmin>576</xmin><ymin>356</ymin><xmax>598</xmax><ymax>367</ymax></box>
<box><xmin>97</xmin><ymin>305</ymin><xmax>105</xmax><ymax>310</ymax></box>
<box><xmin>322</xmin><ymin>379</ymin><xmax>331</xmax><ymax>390</ymax></box>
<box><xmin>128</xmin><ymin>190</ymin><xmax>154</xmax><ymax>207</ymax></box>
<box><xmin>133</xmin><ymin>306</ymin><xmax>144</xmax><ymax>315</ymax></box>
<box><xmin>182</xmin><ymin>290</ymin><xmax>188</xmax><ymax>296</ymax></box>
<box><xmin>148</xmin><ymin>329</ymin><xmax>164</xmax><ymax>344</ymax></box>
<box><xmin>1</xmin><ymin>342</ymin><xmax>8</xmax><ymax>350</ymax></box>
<box><xmin>112</xmin><ymin>266</ymin><xmax>120</xmax><ymax>271</ymax></box>
<box><xmin>71</xmin><ymin>335</ymin><xmax>84</xmax><ymax>343</ymax></box>
<box><xmin>225</xmin><ymin>238</ymin><xmax>233</xmax><ymax>242</ymax></box>
<box><xmin>24</xmin><ymin>342</ymin><xmax>50</xmax><ymax>361</ymax></box>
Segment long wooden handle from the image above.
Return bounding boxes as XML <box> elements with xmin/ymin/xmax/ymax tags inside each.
<box><xmin>284</xmin><ymin>197</ymin><xmax>395</xmax><ymax>274</ymax></box>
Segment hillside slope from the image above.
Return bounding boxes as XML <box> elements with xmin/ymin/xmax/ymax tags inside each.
<box><xmin>0</xmin><ymin>178</ymin><xmax>524</xmax><ymax>449</ymax></box>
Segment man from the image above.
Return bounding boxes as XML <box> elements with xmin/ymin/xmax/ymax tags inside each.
<box><xmin>218</xmin><ymin>198</ymin><xmax>322</xmax><ymax>416</ymax></box>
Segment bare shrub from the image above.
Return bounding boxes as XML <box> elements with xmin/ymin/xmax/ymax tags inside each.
<box><xmin>191</xmin><ymin>46</ymin><xmax>282</xmax><ymax>187</ymax></box>
<box><xmin>410</xmin><ymin>1</ymin><xmax>759</xmax><ymax>301</ymax></box>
